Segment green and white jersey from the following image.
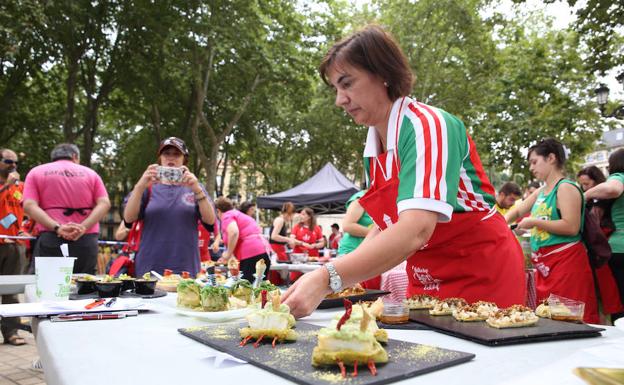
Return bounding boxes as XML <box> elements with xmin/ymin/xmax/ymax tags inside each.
<box><xmin>529</xmin><ymin>179</ymin><xmax>583</xmax><ymax>251</ymax></box>
<box><xmin>607</xmin><ymin>173</ymin><xmax>624</xmax><ymax>253</ymax></box>
<box><xmin>363</xmin><ymin>97</ymin><xmax>496</xmax><ymax>222</ymax></box>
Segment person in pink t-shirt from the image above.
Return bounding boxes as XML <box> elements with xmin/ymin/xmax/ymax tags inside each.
<box><xmin>214</xmin><ymin>197</ymin><xmax>270</xmax><ymax>282</ymax></box>
<box><xmin>23</xmin><ymin>143</ymin><xmax>110</xmax><ymax>274</ymax></box>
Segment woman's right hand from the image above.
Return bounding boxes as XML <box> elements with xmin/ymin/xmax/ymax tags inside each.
<box><xmin>138</xmin><ymin>164</ymin><xmax>159</xmax><ymax>188</ymax></box>
<box><xmin>282</xmin><ymin>268</ymin><xmax>332</xmax><ymax>318</ymax></box>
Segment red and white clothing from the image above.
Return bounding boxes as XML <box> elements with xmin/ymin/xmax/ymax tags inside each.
<box><xmin>359</xmin><ymin>97</ymin><xmax>526</xmax><ymax>307</ymax></box>
<box><xmin>291</xmin><ymin>223</ymin><xmax>323</xmax><ymax>257</ymax></box>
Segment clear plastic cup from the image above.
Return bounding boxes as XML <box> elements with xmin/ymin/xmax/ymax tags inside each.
<box><xmin>35</xmin><ymin>257</ymin><xmax>76</xmax><ymax>301</ymax></box>
<box><xmin>380</xmin><ymin>302</ymin><xmax>410</xmax><ymax>324</ymax></box>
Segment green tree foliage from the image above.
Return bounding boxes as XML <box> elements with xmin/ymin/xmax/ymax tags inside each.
<box><xmin>477</xmin><ymin>15</ymin><xmax>602</xmax><ymax>178</ymax></box>
<box><xmin>514</xmin><ymin>0</ymin><xmax>624</xmax><ymax>74</ymax></box>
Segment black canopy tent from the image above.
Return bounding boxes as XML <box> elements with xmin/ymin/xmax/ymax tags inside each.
<box><xmin>257</xmin><ymin>163</ymin><xmax>360</xmax><ymax>214</ymax></box>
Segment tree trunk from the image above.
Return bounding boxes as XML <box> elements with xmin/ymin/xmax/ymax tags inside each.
<box><xmin>63</xmin><ymin>56</ymin><xmax>80</xmax><ymax>142</ymax></box>
<box><xmin>150</xmin><ymin>102</ymin><xmax>162</xmax><ymax>145</ymax></box>
<box><xmin>218</xmin><ymin>141</ymin><xmax>229</xmax><ymax>197</ymax></box>
<box><xmin>82</xmin><ymin>101</ymin><xmax>97</xmax><ymax>167</ymax></box>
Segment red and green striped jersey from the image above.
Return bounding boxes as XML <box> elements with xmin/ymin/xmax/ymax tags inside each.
<box><xmin>363</xmin><ymin>97</ymin><xmax>496</xmax><ymax>222</ymax></box>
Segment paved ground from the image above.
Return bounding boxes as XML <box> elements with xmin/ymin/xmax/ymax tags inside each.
<box><xmin>0</xmin><ymin>323</ymin><xmax>45</xmax><ymax>385</ymax></box>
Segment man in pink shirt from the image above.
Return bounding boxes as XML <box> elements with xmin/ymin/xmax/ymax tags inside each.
<box><xmin>23</xmin><ymin>143</ymin><xmax>111</xmax><ymax>274</ymax></box>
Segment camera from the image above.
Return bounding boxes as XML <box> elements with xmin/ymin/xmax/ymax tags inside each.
<box><xmin>156</xmin><ymin>166</ymin><xmax>184</xmax><ymax>183</ymax></box>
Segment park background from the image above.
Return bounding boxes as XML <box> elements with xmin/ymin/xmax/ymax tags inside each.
<box><xmin>1</xmin><ymin>0</ymin><xmax>623</xmax><ymax>239</ymax></box>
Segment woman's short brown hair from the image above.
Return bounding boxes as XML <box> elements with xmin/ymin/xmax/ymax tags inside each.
<box><xmin>215</xmin><ymin>197</ymin><xmax>234</xmax><ymax>213</ymax></box>
<box><xmin>319</xmin><ymin>25</ymin><xmax>414</xmax><ymax>101</ymax></box>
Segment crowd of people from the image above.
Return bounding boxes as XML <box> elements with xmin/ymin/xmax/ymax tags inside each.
<box><xmin>2</xmin><ymin>24</ymin><xmax>624</xmax><ymax>350</ymax></box>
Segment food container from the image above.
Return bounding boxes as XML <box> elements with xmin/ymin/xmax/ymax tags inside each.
<box><xmin>135</xmin><ymin>279</ymin><xmax>157</xmax><ymax>295</ymax></box>
<box><xmin>95</xmin><ymin>281</ymin><xmax>122</xmax><ymax>298</ymax></box>
<box><xmin>76</xmin><ymin>278</ymin><xmax>98</xmax><ymax>295</ymax></box>
<box><xmin>548</xmin><ymin>294</ymin><xmax>585</xmax><ymax>323</ymax></box>
<box><xmin>379</xmin><ymin>302</ymin><xmax>409</xmax><ymax>324</ymax></box>
<box><xmin>290</xmin><ymin>253</ymin><xmax>307</xmax><ymax>264</ymax></box>
<box><xmin>119</xmin><ymin>277</ymin><xmax>136</xmax><ymax>292</ymax></box>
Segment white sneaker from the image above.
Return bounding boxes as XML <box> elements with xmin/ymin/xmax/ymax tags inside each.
<box><xmin>31</xmin><ymin>358</ymin><xmax>43</xmax><ymax>373</ymax></box>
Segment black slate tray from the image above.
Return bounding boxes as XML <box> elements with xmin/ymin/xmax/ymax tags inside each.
<box><xmin>69</xmin><ymin>289</ymin><xmax>167</xmax><ymax>300</ymax></box>
<box><xmin>409</xmin><ymin>310</ymin><xmax>604</xmax><ymax>346</ymax></box>
<box><xmin>179</xmin><ymin>322</ymin><xmax>474</xmax><ymax>385</ymax></box>
<box><xmin>318</xmin><ymin>290</ymin><xmax>391</xmax><ymax>309</ymax></box>
<box><xmin>376</xmin><ymin>321</ymin><xmax>430</xmax><ymax>330</ymax></box>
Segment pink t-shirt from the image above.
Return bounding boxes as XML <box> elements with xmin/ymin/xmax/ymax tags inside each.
<box><xmin>23</xmin><ymin>160</ymin><xmax>109</xmax><ymax>234</ymax></box>
<box><xmin>221</xmin><ymin>209</ymin><xmax>268</xmax><ymax>261</ymax></box>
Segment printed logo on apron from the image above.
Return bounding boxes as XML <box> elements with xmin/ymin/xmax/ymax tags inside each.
<box><xmin>383</xmin><ymin>214</ymin><xmax>393</xmax><ymax>229</ymax></box>
<box><xmin>533</xmin><ymin>262</ymin><xmax>550</xmax><ymax>277</ymax></box>
<box><xmin>411</xmin><ymin>266</ymin><xmax>442</xmax><ymax>291</ymax></box>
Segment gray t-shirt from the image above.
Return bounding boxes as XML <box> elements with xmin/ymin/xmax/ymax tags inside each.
<box><xmin>134</xmin><ymin>183</ymin><xmax>212</xmax><ymax>276</ymax></box>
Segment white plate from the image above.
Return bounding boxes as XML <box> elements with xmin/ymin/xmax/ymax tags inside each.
<box><xmin>174</xmin><ymin>306</ymin><xmax>251</xmax><ymax>322</ymax></box>
<box><xmin>615</xmin><ymin>318</ymin><xmax>624</xmax><ymax>331</ymax></box>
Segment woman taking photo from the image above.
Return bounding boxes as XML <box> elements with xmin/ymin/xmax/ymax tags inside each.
<box><xmin>505</xmin><ymin>138</ymin><xmax>599</xmax><ymax>323</ymax></box>
<box><xmin>283</xmin><ymin>25</ymin><xmax>525</xmax><ymax>318</ymax></box>
<box><xmin>215</xmin><ymin>197</ymin><xmax>270</xmax><ymax>282</ymax></box>
<box><xmin>124</xmin><ymin>137</ymin><xmax>216</xmax><ymax>276</ymax></box>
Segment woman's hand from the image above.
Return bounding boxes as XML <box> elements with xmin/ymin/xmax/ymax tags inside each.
<box><xmin>180</xmin><ymin>166</ymin><xmax>201</xmax><ymax>192</ymax></box>
<box><xmin>516</xmin><ymin>217</ymin><xmax>536</xmax><ymax>230</ymax></box>
<box><xmin>282</xmin><ymin>268</ymin><xmax>331</xmax><ymax>318</ymax></box>
<box><xmin>138</xmin><ymin>164</ymin><xmax>158</xmax><ymax>188</ymax></box>
<box><xmin>222</xmin><ymin>250</ymin><xmax>232</xmax><ymax>259</ymax></box>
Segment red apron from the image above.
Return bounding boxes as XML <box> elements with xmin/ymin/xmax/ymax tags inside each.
<box><xmin>532</xmin><ymin>242</ymin><xmax>600</xmax><ymax>323</ymax></box>
<box><xmin>268</xmin><ymin>243</ymin><xmax>288</xmax><ymax>285</ymax></box>
<box><xmin>271</xmin><ymin>243</ymin><xmax>288</xmax><ymax>261</ymax></box>
<box><xmin>197</xmin><ymin>224</ymin><xmax>211</xmax><ymax>262</ymax></box>
<box><xmin>595</xmin><ymin>264</ymin><xmax>624</xmax><ymax>314</ymax></box>
<box><xmin>359</xmin><ymin>124</ymin><xmax>525</xmax><ymax>308</ymax></box>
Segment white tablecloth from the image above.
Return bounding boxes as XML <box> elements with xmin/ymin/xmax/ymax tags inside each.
<box><xmin>270</xmin><ymin>262</ymin><xmax>322</xmax><ymax>274</ymax></box>
<box><xmin>0</xmin><ymin>274</ymin><xmax>36</xmax><ymax>295</ymax></box>
<box><xmin>26</xmin><ymin>285</ymin><xmax>624</xmax><ymax>385</ymax></box>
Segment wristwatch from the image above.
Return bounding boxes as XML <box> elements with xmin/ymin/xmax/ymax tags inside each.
<box><xmin>325</xmin><ymin>262</ymin><xmax>343</xmax><ymax>293</ymax></box>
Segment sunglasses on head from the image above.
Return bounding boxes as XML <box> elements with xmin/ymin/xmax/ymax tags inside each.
<box><xmin>1</xmin><ymin>159</ymin><xmax>18</xmax><ymax>166</ymax></box>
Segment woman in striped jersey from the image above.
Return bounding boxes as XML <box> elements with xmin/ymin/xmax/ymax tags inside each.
<box><xmin>283</xmin><ymin>25</ymin><xmax>526</xmax><ymax>318</ymax></box>
<box><xmin>507</xmin><ymin>139</ymin><xmax>600</xmax><ymax>323</ymax></box>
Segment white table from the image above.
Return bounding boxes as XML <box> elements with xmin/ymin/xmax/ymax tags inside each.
<box><xmin>0</xmin><ymin>274</ymin><xmax>36</xmax><ymax>295</ymax></box>
<box><xmin>27</xmin><ymin>286</ymin><xmax>624</xmax><ymax>385</ymax></box>
<box><xmin>271</xmin><ymin>262</ymin><xmax>323</xmax><ymax>274</ymax></box>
